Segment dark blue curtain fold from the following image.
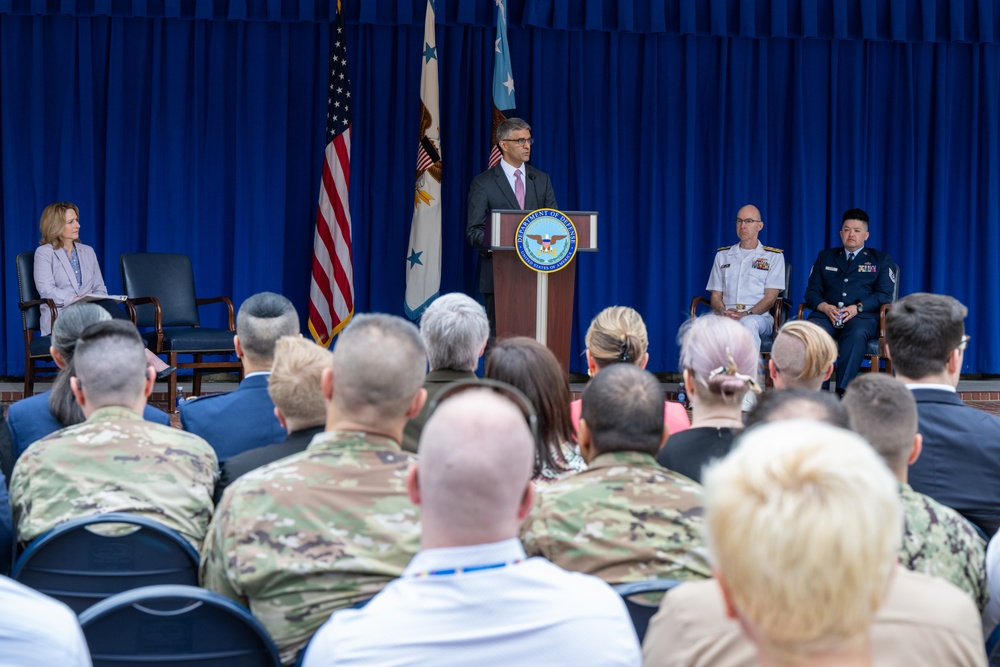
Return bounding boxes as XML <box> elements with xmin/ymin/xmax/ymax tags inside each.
<box><xmin>3</xmin><ymin>1</ymin><xmax>1000</xmax><ymax>377</ymax></box>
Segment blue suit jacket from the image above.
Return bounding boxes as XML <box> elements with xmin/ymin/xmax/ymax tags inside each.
<box><xmin>907</xmin><ymin>387</ymin><xmax>1000</xmax><ymax>537</ymax></box>
<box><xmin>804</xmin><ymin>246</ymin><xmax>895</xmax><ymax>318</ymax></box>
<box><xmin>7</xmin><ymin>391</ymin><xmax>171</xmax><ymax>457</ymax></box>
<box><xmin>178</xmin><ymin>373</ymin><xmax>287</xmax><ymax>462</ymax></box>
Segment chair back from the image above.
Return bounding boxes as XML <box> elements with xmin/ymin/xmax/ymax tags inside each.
<box><xmin>12</xmin><ymin>512</ymin><xmax>200</xmax><ymax>614</ymax></box>
<box><xmin>79</xmin><ymin>585</ymin><xmax>281</xmax><ymax>667</ymax></box>
<box><xmin>16</xmin><ymin>251</ymin><xmax>42</xmax><ymax>332</ymax></box>
<box><xmin>613</xmin><ymin>578</ymin><xmax>682</xmax><ymax>643</ymax></box>
<box><xmin>121</xmin><ymin>253</ymin><xmax>201</xmax><ymax>327</ymax></box>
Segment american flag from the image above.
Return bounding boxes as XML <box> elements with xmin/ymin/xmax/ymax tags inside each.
<box><xmin>489</xmin><ymin>0</ymin><xmax>516</xmax><ymax>168</ymax></box>
<box><xmin>308</xmin><ymin>4</ymin><xmax>354</xmax><ymax>347</ymax></box>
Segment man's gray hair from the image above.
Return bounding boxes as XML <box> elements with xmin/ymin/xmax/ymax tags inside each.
<box><xmin>73</xmin><ymin>320</ymin><xmax>148</xmax><ymax>408</ymax></box>
<box><xmin>420</xmin><ymin>294</ymin><xmax>489</xmax><ymax>372</ymax></box>
<box><xmin>332</xmin><ymin>313</ymin><xmax>427</xmax><ymax>419</ymax></box>
<box><xmin>236</xmin><ymin>292</ymin><xmax>300</xmax><ymax>364</ymax></box>
<box><xmin>497</xmin><ymin>117</ymin><xmax>531</xmax><ymax>141</ymax></box>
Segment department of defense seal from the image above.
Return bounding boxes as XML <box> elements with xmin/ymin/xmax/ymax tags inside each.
<box><xmin>515</xmin><ymin>208</ymin><xmax>578</xmax><ymax>273</ymax></box>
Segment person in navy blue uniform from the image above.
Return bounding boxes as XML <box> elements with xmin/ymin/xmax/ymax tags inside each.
<box><xmin>179</xmin><ymin>292</ymin><xmax>300</xmax><ymax>462</ymax></box>
<box><xmin>804</xmin><ymin>208</ymin><xmax>895</xmax><ymax>395</ymax></box>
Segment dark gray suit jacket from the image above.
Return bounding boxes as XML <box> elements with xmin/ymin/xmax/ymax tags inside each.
<box><xmin>466</xmin><ymin>163</ymin><xmax>557</xmax><ymax>293</ymax></box>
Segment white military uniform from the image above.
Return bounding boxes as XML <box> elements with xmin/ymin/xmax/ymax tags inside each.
<box><xmin>706</xmin><ymin>241</ymin><xmax>785</xmax><ymax>357</ymax></box>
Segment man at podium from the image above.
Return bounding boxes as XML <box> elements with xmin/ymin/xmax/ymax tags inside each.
<box><xmin>466</xmin><ymin>118</ymin><xmax>557</xmax><ymax>335</ymax></box>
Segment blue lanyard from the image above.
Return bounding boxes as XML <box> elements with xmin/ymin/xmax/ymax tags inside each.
<box><xmin>410</xmin><ymin>558</ymin><xmax>523</xmax><ymax>578</ymax></box>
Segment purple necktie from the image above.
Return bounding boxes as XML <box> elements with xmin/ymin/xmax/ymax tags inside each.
<box><xmin>515</xmin><ymin>169</ymin><xmax>525</xmax><ymax>209</ymax></box>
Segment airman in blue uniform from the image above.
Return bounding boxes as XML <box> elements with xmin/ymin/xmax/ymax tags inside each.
<box><xmin>804</xmin><ymin>208</ymin><xmax>895</xmax><ymax>394</ymax></box>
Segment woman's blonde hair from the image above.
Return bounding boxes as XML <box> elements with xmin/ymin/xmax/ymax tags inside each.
<box><xmin>39</xmin><ymin>202</ymin><xmax>80</xmax><ymax>249</ymax></box>
<box><xmin>585</xmin><ymin>306</ymin><xmax>648</xmax><ymax>369</ymax></box>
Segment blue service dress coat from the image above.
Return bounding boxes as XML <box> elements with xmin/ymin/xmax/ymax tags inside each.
<box><xmin>803</xmin><ymin>246</ymin><xmax>895</xmax><ymax>389</ymax></box>
<box><xmin>907</xmin><ymin>387</ymin><xmax>1000</xmax><ymax>537</ymax></box>
<box><xmin>33</xmin><ymin>242</ymin><xmax>109</xmax><ymax>336</ymax></box>
<box><xmin>466</xmin><ymin>163</ymin><xmax>557</xmax><ymax>293</ymax></box>
<box><xmin>178</xmin><ymin>373</ymin><xmax>287</xmax><ymax>462</ymax></box>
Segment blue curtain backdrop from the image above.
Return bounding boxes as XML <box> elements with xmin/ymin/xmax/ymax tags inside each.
<box><xmin>2</xmin><ymin>0</ymin><xmax>999</xmax><ymax>376</ymax></box>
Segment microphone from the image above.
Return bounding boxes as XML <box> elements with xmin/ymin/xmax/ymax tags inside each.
<box><xmin>528</xmin><ymin>172</ymin><xmax>536</xmax><ymax>180</ymax></box>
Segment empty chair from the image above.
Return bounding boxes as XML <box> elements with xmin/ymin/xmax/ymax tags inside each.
<box><xmin>120</xmin><ymin>252</ymin><xmax>243</xmax><ymax>409</ymax></box>
<box><xmin>12</xmin><ymin>512</ymin><xmax>199</xmax><ymax>614</ymax></box>
<box><xmin>79</xmin><ymin>585</ymin><xmax>281</xmax><ymax>667</ymax></box>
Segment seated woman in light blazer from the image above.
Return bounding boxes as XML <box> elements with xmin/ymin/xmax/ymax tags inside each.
<box><xmin>33</xmin><ymin>201</ymin><xmax>174</xmax><ymax>377</ymax></box>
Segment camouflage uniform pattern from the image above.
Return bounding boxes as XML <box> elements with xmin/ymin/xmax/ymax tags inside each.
<box><xmin>200</xmin><ymin>430</ymin><xmax>420</xmax><ymax>666</ymax></box>
<box><xmin>898</xmin><ymin>482</ymin><xmax>988</xmax><ymax>612</ymax></box>
<box><xmin>521</xmin><ymin>450</ymin><xmax>712</xmax><ymax>585</ymax></box>
<box><xmin>10</xmin><ymin>405</ymin><xmax>217</xmax><ymax>548</ymax></box>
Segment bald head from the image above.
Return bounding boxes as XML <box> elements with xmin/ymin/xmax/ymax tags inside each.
<box><xmin>413</xmin><ymin>390</ymin><xmax>535</xmax><ymax>547</ymax></box>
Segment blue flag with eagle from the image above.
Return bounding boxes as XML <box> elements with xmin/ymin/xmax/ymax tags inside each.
<box><xmin>404</xmin><ymin>0</ymin><xmax>442</xmax><ymax>320</ymax></box>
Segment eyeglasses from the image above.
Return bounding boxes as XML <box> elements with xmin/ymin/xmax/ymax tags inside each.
<box><xmin>957</xmin><ymin>334</ymin><xmax>971</xmax><ymax>351</ymax></box>
<box><xmin>735</xmin><ymin>218</ymin><xmax>761</xmax><ymax>225</ymax></box>
<box><xmin>425</xmin><ymin>378</ymin><xmax>539</xmax><ymax>446</ymax></box>
<box><xmin>502</xmin><ymin>137</ymin><xmax>535</xmax><ymax>147</ymax></box>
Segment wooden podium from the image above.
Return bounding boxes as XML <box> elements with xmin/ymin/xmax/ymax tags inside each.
<box><xmin>486</xmin><ymin>210</ymin><xmax>598</xmax><ymax>372</ymax></box>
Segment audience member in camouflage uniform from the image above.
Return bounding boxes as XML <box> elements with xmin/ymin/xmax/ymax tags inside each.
<box><xmin>11</xmin><ymin>320</ymin><xmax>217</xmax><ymax>548</ymax></box>
<box><xmin>201</xmin><ymin>313</ymin><xmax>428</xmax><ymax>665</ymax></box>
<box><xmin>521</xmin><ymin>363</ymin><xmax>711</xmax><ymax>584</ymax></box>
<box><xmin>843</xmin><ymin>374</ymin><xmax>987</xmax><ymax>612</ymax></box>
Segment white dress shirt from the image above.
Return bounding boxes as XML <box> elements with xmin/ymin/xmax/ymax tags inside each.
<box><xmin>303</xmin><ymin>538</ymin><xmax>641</xmax><ymax>667</ymax></box>
<box><xmin>0</xmin><ymin>575</ymin><xmax>92</xmax><ymax>666</ymax></box>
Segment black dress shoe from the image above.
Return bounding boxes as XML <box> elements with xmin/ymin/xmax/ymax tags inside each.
<box><xmin>156</xmin><ymin>365</ymin><xmax>177</xmax><ymax>380</ymax></box>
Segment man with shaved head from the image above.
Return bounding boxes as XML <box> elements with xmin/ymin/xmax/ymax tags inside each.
<box><xmin>11</xmin><ymin>320</ymin><xmax>217</xmax><ymax>548</ymax></box>
<box><xmin>302</xmin><ymin>389</ymin><xmax>641</xmax><ymax>666</ymax></box>
<box><xmin>201</xmin><ymin>313</ymin><xmax>427</xmax><ymax>665</ymax></box>
<box><xmin>767</xmin><ymin>320</ymin><xmax>837</xmax><ymax>391</ymax></box>
<box><xmin>706</xmin><ymin>204</ymin><xmax>785</xmax><ymax>409</ymax></box>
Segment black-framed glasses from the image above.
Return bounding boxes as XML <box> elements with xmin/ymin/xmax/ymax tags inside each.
<box><xmin>425</xmin><ymin>378</ymin><xmax>539</xmax><ymax>446</ymax></box>
<box><xmin>957</xmin><ymin>334</ymin><xmax>971</xmax><ymax>351</ymax></box>
<box><xmin>735</xmin><ymin>218</ymin><xmax>761</xmax><ymax>225</ymax></box>
<box><xmin>502</xmin><ymin>137</ymin><xmax>535</xmax><ymax>147</ymax></box>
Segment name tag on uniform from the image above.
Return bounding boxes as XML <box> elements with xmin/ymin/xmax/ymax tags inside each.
<box><xmin>753</xmin><ymin>258</ymin><xmax>770</xmax><ymax>270</ymax></box>
<box><xmin>825</xmin><ymin>266</ymin><xmax>838</xmax><ymax>271</ymax></box>
<box><xmin>720</xmin><ymin>264</ymin><xmax>730</xmax><ymax>269</ymax></box>
<box><xmin>858</xmin><ymin>263</ymin><xmax>877</xmax><ymax>273</ymax></box>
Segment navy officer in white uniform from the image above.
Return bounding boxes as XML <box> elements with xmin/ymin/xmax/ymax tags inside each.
<box><xmin>706</xmin><ymin>204</ymin><xmax>786</xmax><ymax>359</ymax></box>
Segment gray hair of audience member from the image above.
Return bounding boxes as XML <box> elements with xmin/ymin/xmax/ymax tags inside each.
<box><xmin>235</xmin><ymin>292</ymin><xmax>300</xmax><ymax>364</ymax></box>
<box><xmin>703</xmin><ymin>420</ymin><xmax>902</xmax><ymax>660</ymax></box>
<box><xmin>770</xmin><ymin>321</ymin><xmax>837</xmax><ymax>390</ymax></box>
<box><xmin>415</xmin><ymin>389</ymin><xmax>535</xmax><ymax>544</ymax></box>
<box><xmin>48</xmin><ymin>303</ymin><xmax>114</xmax><ymax>426</ymax></box>
<box><xmin>885</xmin><ymin>293</ymin><xmax>967</xmax><ymax>380</ymax></box>
<box><xmin>842</xmin><ymin>374</ymin><xmax>918</xmax><ymax>474</ymax></box>
<box><xmin>496</xmin><ymin>117</ymin><xmax>531</xmax><ymax>142</ymax></box>
<box><xmin>744</xmin><ymin>389</ymin><xmax>850</xmax><ymax>430</ymax></box>
<box><xmin>420</xmin><ymin>293</ymin><xmax>489</xmax><ymax>372</ymax></box>
<box><xmin>580</xmin><ymin>363</ymin><xmax>665</xmax><ymax>456</ymax></box>
<box><xmin>267</xmin><ymin>336</ymin><xmax>332</xmax><ymax>431</ymax></box>
<box><xmin>72</xmin><ymin>320</ymin><xmax>150</xmax><ymax>409</ymax></box>
<box><xmin>678</xmin><ymin>314</ymin><xmax>758</xmax><ymax>406</ymax></box>
<box><xmin>331</xmin><ymin>313</ymin><xmax>427</xmax><ymax>420</ymax></box>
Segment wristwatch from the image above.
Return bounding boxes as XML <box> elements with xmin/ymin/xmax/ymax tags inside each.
<box><xmin>855</xmin><ymin>301</ymin><xmax>864</xmax><ymax>313</ymax></box>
